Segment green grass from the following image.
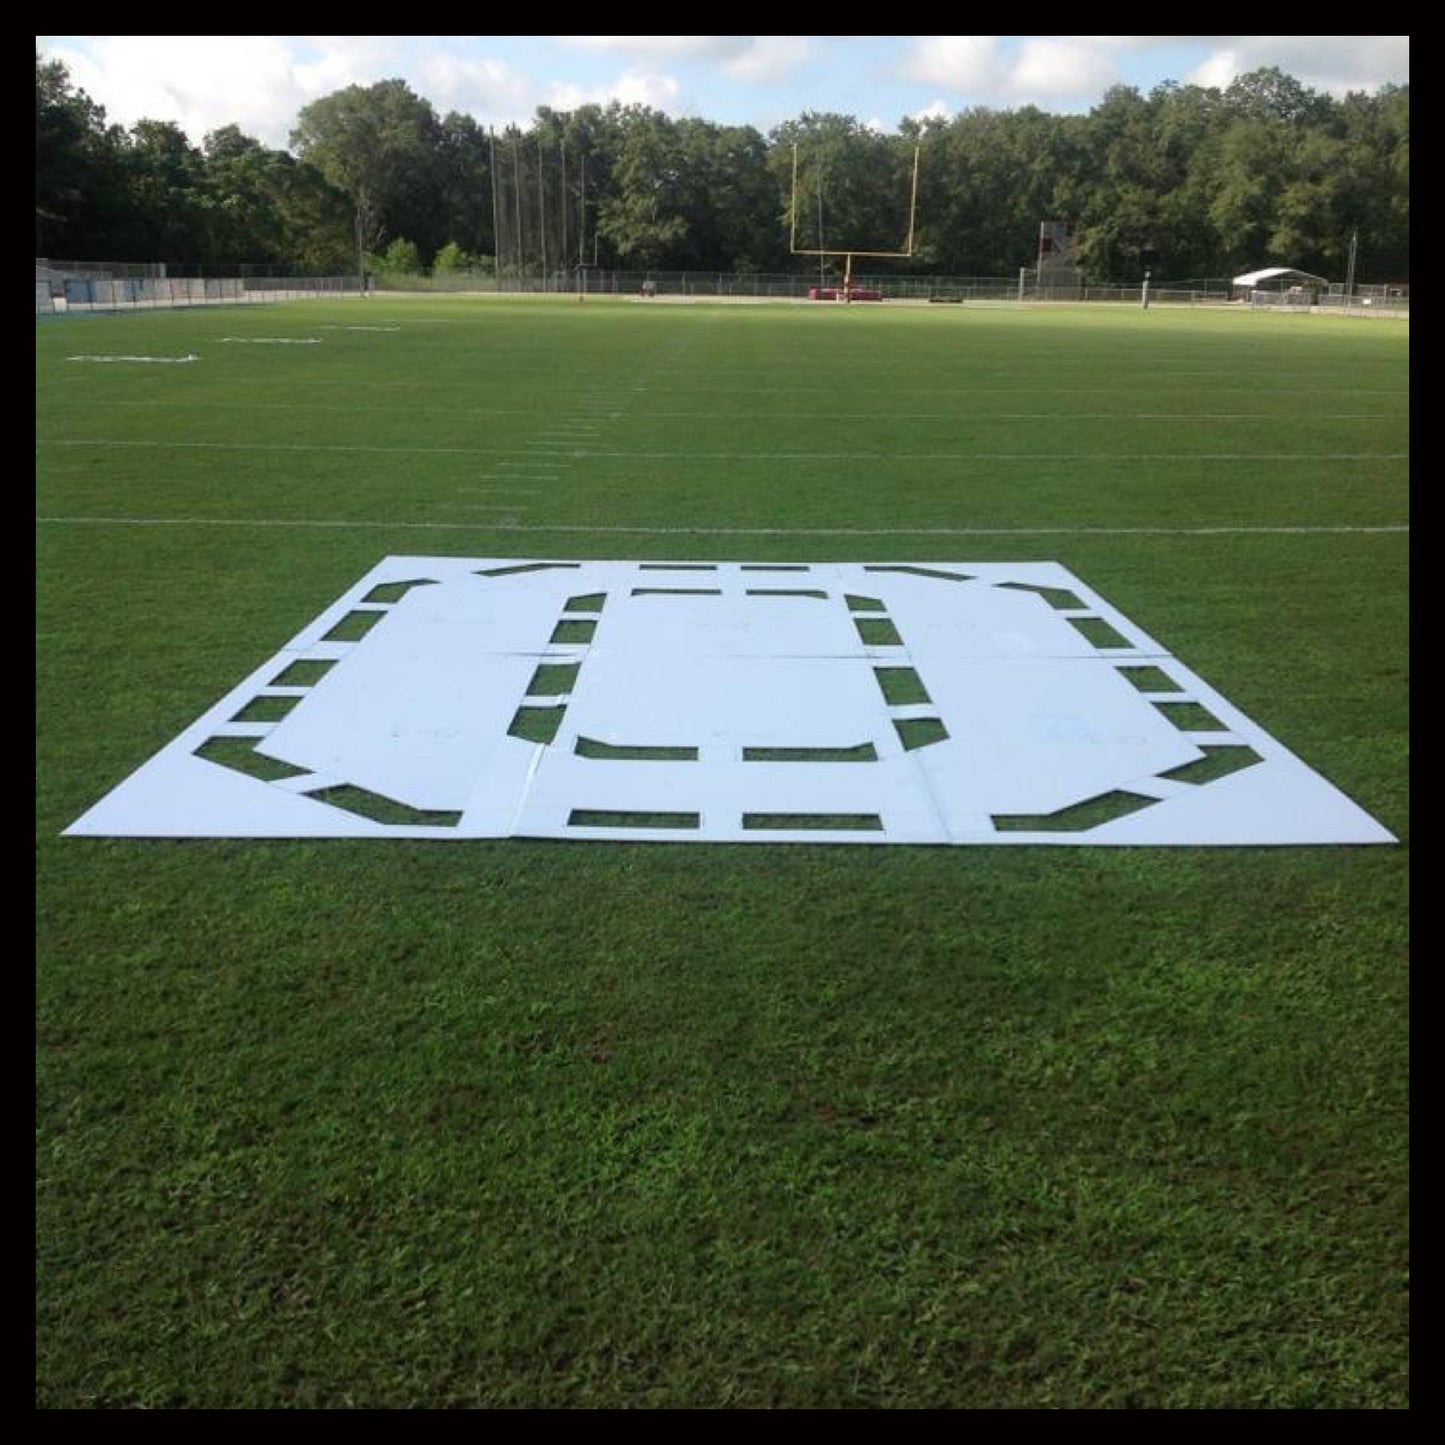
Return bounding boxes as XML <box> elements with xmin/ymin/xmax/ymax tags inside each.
<box><xmin>37</xmin><ymin>296</ymin><xmax>1408</xmax><ymax>1408</ymax></box>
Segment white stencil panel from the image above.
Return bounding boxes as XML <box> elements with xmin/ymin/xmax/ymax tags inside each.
<box><xmin>65</xmin><ymin>558</ymin><xmax>1396</xmax><ymax>846</ymax></box>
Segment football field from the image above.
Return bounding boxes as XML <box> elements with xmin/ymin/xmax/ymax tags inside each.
<box><xmin>36</xmin><ymin>296</ymin><xmax>1408</xmax><ymax>1407</ymax></box>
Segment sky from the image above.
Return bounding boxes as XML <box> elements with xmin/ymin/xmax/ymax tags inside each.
<box><xmin>36</xmin><ymin>35</ymin><xmax>1410</xmax><ymax>151</ymax></box>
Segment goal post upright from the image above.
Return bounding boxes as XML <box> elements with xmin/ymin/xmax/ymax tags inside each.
<box><xmin>789</xmin><ymin>142</ymin><xmax>922</xmax><ymax>301</ymax></box>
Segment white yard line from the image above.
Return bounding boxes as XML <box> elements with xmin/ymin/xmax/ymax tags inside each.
<box><xmin>36</xmin><ymin>439</ymin><xmax>1409</xmax><ymax>462</ymax></box>
<box><xmin>36</xmin><ymin>515</ymin><xmax>1409</xmax><ymax>537</ymax></box>
<box><xmin>63</xmin><ymin>401</ymin><xmax>1404</xmax><ymax>421</ymax></box>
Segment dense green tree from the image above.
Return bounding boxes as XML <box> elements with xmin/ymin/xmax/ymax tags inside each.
<box><xmin>1224</xmin><ymin>66</ymin><xmax>1334</xmax><ymax>127</ymax></box>
<box><xmin>36</xmin><ymin>54</ymin><xmax>131</xmax><ymax>256</ymax></box>
<box><xmin>36</xmin><ymin>51</ymin><xmax>1409</xmax><ymax>285</ymax></box>
<box><xmin>595</xmin><ymin>107</ymin><xmax>691</xmax><ymax>267</ymax></box>
<box><xmin>201</xmin><ymin>126</ymin><xmax>353</xmax><ymax>268</ymax></box>
<box><xmin>377</xmin><ymin>237</ymin><xmax>421</xmax><ymax>273</ymax></box>
<box><xmin>291</xmin><ymin>79</ymin><xmax>443</xmax><ymax>266</ymax></box>
<box><xmin>37</xmin><ymin>54</ymin><xmax>352</xmax><ymax>267</ymax></box>
<box><xmin>120</xmin><ymin>119</ymin><xmax>209</xmax><ymax>258</ymax></box>
<box><xmin>909</xmin><ymin>106</ymin><xmax>1085</xmax><ymax>275</ymax></box>
<box><xmin>434</xmin><ymin>112</ymin><xmax>495</xmax><ymax>258</ymax></box>
<box><xmin>771</xmin><ymin>114</ymin><xmax>918</xmax><ymax>265</ymax></box>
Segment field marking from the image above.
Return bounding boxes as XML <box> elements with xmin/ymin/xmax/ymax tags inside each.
<box><xmin>47</xmin><ymin>382</ymin><xmax>1408</xmax><ymax>401</ymax></box>
<box><xmin>255</xmin><ymin>377</ymin><xmax>1401</xmax><ymax>398</ymax></box>
<box><xmin>36</xmin><ymin>439</ymin><xmax>1409</xmax><ymax>463</ymax></box>
<box><xmin>66</xmin><ymin>354</ymin><xmax>199</xmax><ymax>364</ymax></box>
<box><xmin>36</xmin><ymin>515</ymin><xmax>1409</xmax><ymax>537</ymax></box>
<box><xmin>58</xmin><ymin>401</ymin><xmax>1404</xmax><ymax>422</ymax></box>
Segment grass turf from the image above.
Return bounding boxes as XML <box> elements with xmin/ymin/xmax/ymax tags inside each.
<box><xmin>37</xmin><ymin>296</ymin><xmax>1408</xmax><ymax>1408</ymax></box>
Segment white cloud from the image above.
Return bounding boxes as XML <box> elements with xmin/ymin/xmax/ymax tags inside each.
<box><xmin>722</xmin><ymin>36</ymin><xmax>811</xmax><ymax>82</ymax></box>
<box><xmin>1073</xmin><ymin>36</ymin><xmax>1228</xmax><ymax>50</ymax></box>
<box><xmin>560</xmin><ymin>36</ymin><xmax>749</xmax><ymax>61</ymax></box>
<box><xmin>418</xmin><ymin>52</ymin><xmax>536</xmax><ymax>124</ymax></box>
<box><xmin>1012</xmin><ymin>38</ymin><xmax>1118</xmax><ymax>98</ymax></box>
<box><xmin>38</xmin><ymin>34</ymin><xmax>434</xmax><ymax>147</ymax></box>
<box><xmin>1189</xmin><ymin>50</ymin><xmax>1241</xmax><ymax>89</ymax></box>
<box><xmin>39</xmin><ymin>34</ymin><xmax>1409</xmax><ymax>163</ymax></box>
<box><xmin>905</xmin><ymin>35</ymin><xmax>1000</xmax><ymax>90</ymax></box>
<box><xmin>45</xmin><ymin>35</ymin><xmax>308</xmax><ymax>147</ymax></box>
<box><xmin>909</xmin><ymin>99</ymin><xmax>952</xmax><ymax>124</ymax></box>
<box><xmin>904</xmin><ymin>35</ymin><xmax>1119</xmax><ymax>105</ymax></box>
<box><xmin>548</xmin><ymin>68</ymin><xmax>682</xmax><ymax>113</ymax></box>
<box><xmin>1187</xmin><ymin>35</ymin><xmax>1408</xmax><ymax>94</ymax></box>
<box><xmin>559</xmin><ymin>35</ymin><xmax>809</xmax><ymax>85</ymax></box>
<box><xmin>292</xmin><ymin>35</ymin><xmax>394</xmax><ymax>95</ymax></box>
<box><xmin>610</xmin><ymin>68</ymin><xmax>684</xmax><ymax>109</ymax></box>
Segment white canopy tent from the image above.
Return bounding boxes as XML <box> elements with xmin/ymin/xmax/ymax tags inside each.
<box><xmin>1233</xmin><ymin>266</ymin><xmax>1330</xmax><ymax>290</ymax></box>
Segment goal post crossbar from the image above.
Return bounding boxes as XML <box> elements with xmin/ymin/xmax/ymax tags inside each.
<box><xmin>788</xmin><ymin>142</ymin><xmax>922</xmax><ymax>294</ymax></box>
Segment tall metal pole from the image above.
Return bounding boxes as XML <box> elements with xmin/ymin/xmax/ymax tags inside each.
<box><xmin>537</xmin><ymin>135</ymin><xmax>548</xmax><ymax>289</ymax></box>
<box><xmin>1344</xmin><ymin>227</ymin><xmax>1359</xmax><ymax>315</ymax></box>
<box><xmin>790</xmin><ymin>143</ymin><xmax>800</xmax><ymax>255</ymax></box>
<box><xmin>560</xmin><ymin>136</ymin><xmax>568</xmax><ymax>287</ymax></box>
<box><xmin>578</xmin><ymin>145</ymin><xmax>586</xmax><ymax>267</ymax></box>
<box><xmin>512</xmin><ymin>136</ymin><xmax>524</xmax><ymax>287</ymax></box>
<box><xmin>578</xmin><ymin>143</ymin><xmax>588</xmax><ymax>296</ymax></box>
<box><xmin>488</xmin><ymin>127</ymin><xmax>501</xmax><ymax>289</ymax></box>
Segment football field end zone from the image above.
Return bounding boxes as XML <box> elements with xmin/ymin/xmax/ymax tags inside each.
<box><xmin>62</xmin><ymin>556</ymin><xmax>1396</xmax><ymax>847</ymax></box>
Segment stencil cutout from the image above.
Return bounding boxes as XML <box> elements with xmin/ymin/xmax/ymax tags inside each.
<box><xmin>65</xmin><ymin>559</ymin><xmax>1396</xmax><ymax>846</ymax></box>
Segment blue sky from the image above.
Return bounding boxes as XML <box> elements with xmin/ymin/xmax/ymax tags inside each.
<box><xmin>36</xmin><ymin>36</ymin><xmax>1410</xmax><ymax>150</ymax></box>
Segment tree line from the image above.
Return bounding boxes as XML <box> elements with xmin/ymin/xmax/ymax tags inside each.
<box><xmin>37</xmin><ymin>54</ymin><xmax>1409</xmax><ymax>282</ymax></box>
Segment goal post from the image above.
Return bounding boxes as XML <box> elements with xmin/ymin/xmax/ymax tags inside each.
<box><xmin>788</xmin><ymin>142</ymin><xmax>921</xmax><ymax>300</ymax></box>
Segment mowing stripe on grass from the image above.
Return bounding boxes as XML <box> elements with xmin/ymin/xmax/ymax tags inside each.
<box><xmin>36</xmin><ymin>515</ymin><xmax>1410</xmax><ymax>537</ymax></box>
<box><xmin>70</xmin><ymin>401</ymin><xmax>1402</xmax><ymax>421</ymax></box>
<box><xmin>36</xmin><ymin>439</ymin><xmax>1408</xmax><ymax>462</ymax></box>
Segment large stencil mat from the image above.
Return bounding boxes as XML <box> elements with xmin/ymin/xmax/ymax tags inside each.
<box><xmin>65</xmin><ymin>559</ymin><xmax>1395</xmax><ymax>845</ymax></box>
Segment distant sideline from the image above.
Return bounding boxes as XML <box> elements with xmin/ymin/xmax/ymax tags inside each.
<box><xmin>37</xmin><ymin>258</ymin><xmax>1408</xmax><ymax>318</ymax></box>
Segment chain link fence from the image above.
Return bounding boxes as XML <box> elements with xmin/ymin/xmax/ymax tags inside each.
<box><xmin>37</xmin><ymin>258</ymin><xmax>1407</xmax><ymax>316</ymax></box>
<box><xmin>381</xmin><ymin>268</ymin><xmax>1246</xmax><ymax>304</ymax></box>
<box><xmin>37</xmin><ymin>261</ymin><xmax>362</xmax><ymax>313</ymax></box>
